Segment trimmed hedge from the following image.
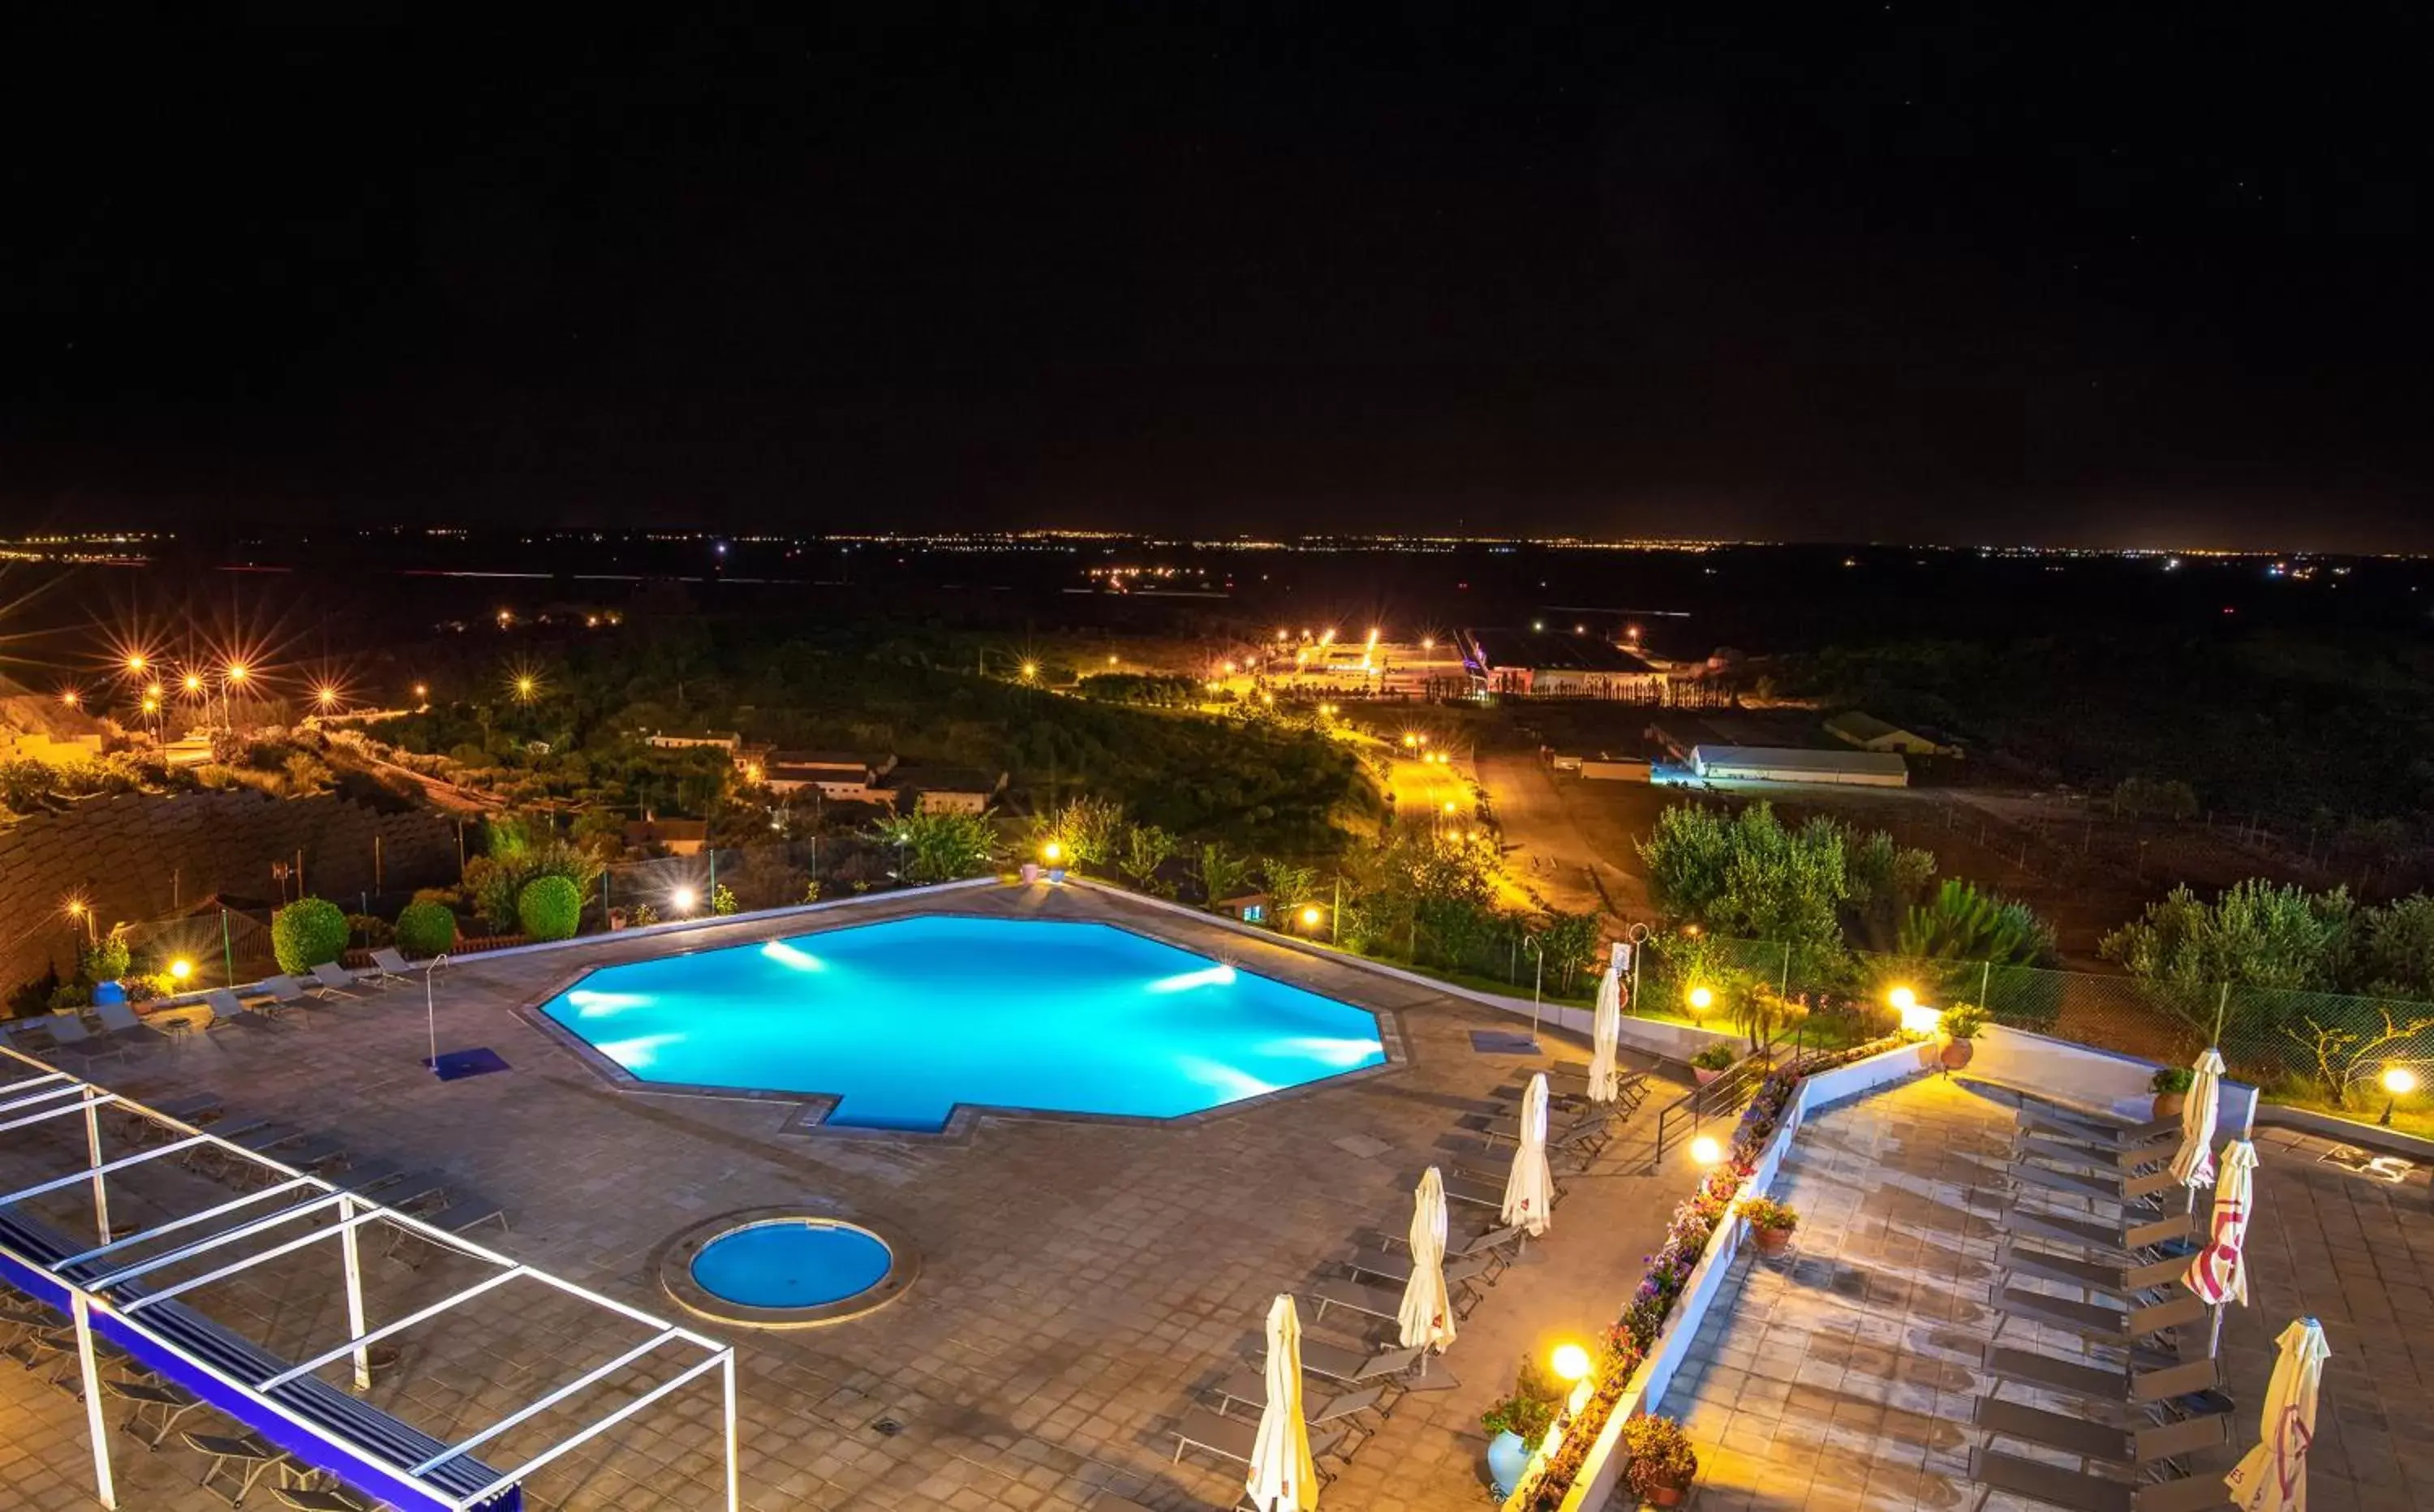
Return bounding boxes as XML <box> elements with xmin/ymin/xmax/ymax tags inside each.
<box><xmin>393</xmin><ymin>900</ymin><xmax>458</xmax><ymax>958</ymax></box>
<box><xmin>272</xmin><ymin>898</ymin><xmax>350</xmax><ymax>975</ymax></box>
<box><xmin>517</xmin><ymin>875</ymin><xmax>583</xmax><ymax>943</ymax></box>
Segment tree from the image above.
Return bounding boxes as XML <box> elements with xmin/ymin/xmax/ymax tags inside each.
<box><xmin>1193</xmin><ymin>842</ymin><xmax>1254</xmax><ymax>909</ymax></box>
<box><xmin>873</xmin><ymin>810</ymin><xmax>999</xmax><ymax>883</ymax></box>
<box><xmin>2281</xmin><ymin>1003</ymin><xmax>2434</xmax><ymax>1109</ymax></box>
<box><xmin>1843</xmin><ymin>828</ymin><xmax>1937</xmax><ymax>951</ymax></box>
<box><xmin>2112</xmin><ymin>775</ymin><xmax>2199</xmax><ymax>821</ymax></box>
<box><xmin>1532</xmin><ymin>911</ymin><xmax>1602</xmax><ymax>998</ymax></box>
<box><xmin>1116</xmin><ymin>823</ymin><xmax>1178</xmax><ymax>896</ymax></box>
<box><xmin>2100</xmin><ymin>879</ymin><xmax>2355</xmax><ymax>1037</ymax></box>
<box><xmin>1637</xmin><ymin>802</ymin><xmax>1852</xmax><ymax>975</ymax></box>
<box><xmin>1032</xmin><ymin>796</ymin><xmax>1125</xmax><ymax>873</ymax></box>
<box><xmin>1899</xmin><ymin>879</ymin><xmax>2056</xmax><ymax>966</ymax></box>
<box><xmin>2352</xmin><ymin>894</ymin><xmax>2434</xmax><ymax>1001</ymax></box>
<box><xmin>1262</xmin><ymin>861</ymin><xmax>1320</xmax><ymax>917</ymax></box>
<box><xmin>393</xmin><ymin>900</ymin><xmax>458</xmax><ymax>958</ymax></box>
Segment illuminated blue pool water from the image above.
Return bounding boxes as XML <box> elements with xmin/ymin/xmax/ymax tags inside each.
<box><xmin>690</xmin><ymin>1222</ymin><xmax>892</xmax><ymax>1308</ymax></box>
<box><xmin>540</xmin><ymin>916</ymin><xmax>1388</xmax><ymax>1131</ymax></box>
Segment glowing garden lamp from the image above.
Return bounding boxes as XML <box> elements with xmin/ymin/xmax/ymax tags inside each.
<box><xmin>671</xmin><ymin>886</ymin><xmax>698</xmax><ymax>914</ymax></box>
<box><xmin>1550</xmin><ymin>1342</ymin><xmax>1591</xmax><ymax>1384</ymax></box>
<box><xmin>169</xmin><ymin>958</ymin><xmax>193</xmax><ymax>983</ymax></box>
<box><xmin>1687</xmin><ymin>985</ymin><xmax>1714</xmax><ymax>1015</ymax></box>
<box><xmin>1890</xmin><ymin>984</ymin><xmax>1942</xmax><ymax>1037</ymax></box>
<box><xmin>1042</xmin><ymin>840</ymin><xmax>1063</xmax><ymax>865</ymax></box>
<box><xmin>514</xmin><ymin>675</ymin><xmax>537</xmax><ymax>702</ymax></box>
<box><xmin>1020</xmin><ymin>661</ymin><xmax>1038</xmax><ymax>680</ymax></box>
<box><xmin>1300</xmin><ymin>904</ymin><xmax>1322</xmax><ymax>931</ymax></box>
<box><xmin>2382</xmin><ymin>1065</ymin><xmax>2419</xmax><ymax>1128</ymax></box>
<box><xmin>1689</xmin><ymin>1135</ymin><xmax>1724</xmax><ymax>1166</ymax></box>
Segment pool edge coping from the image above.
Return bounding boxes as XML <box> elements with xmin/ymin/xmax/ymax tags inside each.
<box><xmin>507</xmin><ymin>900</ymin><xmax>1414</xmax><ymax>1145</ymax></box>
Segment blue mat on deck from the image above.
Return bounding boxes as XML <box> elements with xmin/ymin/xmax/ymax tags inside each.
<box><xmin>1468</xmin><ymin>1029</ymin><xmax>1541</xmax><ymax>1055</ymax></box>
<box><xmin>424</xmin><ymin>1046</ymin><xmax>512</xmax><ymax>1081</ymax></box>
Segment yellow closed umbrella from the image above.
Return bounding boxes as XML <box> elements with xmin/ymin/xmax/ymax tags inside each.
<box><xmin>1397</xmin><ymin>1167</ymin><xmax>1456</xmax><ymax>1355</ymax></box>
<box><xmin>1245</xmin><ymin>1295</ymin><xmax>1318</xmax><ymax>1511</ymax></box>
<box><xmin>2225</xmin><ymin>1317</ymin><xmax>2330</xmax><ymax>1512</ymax></box>
<box><xmin>2170</xmin><ymin>1048</ymin><xmax>2227</xmax><ymax>1191</ymax></box>
<box><xmin>1587</xmin><ymin>951</ymin><xmax>1624</xmax><ymax>1104</ymax></box>
<box><xmin>1501</xmin><ymin>1072</ymin><xmax>1556</xmax><ymax>1237</ymax></box>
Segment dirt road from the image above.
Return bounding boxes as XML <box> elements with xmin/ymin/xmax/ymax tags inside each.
<box><xmin>1474</xmin><ymin>751</ymin><xmax>1660</xmax><ymax>924</ymax></box>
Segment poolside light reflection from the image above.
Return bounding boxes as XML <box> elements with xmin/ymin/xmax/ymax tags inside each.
<box><xmin>1146</xmin><ymin>963</ymin><xmax>1237</xmax><ymax>994</ymax></box>
<box><xmin>596</xmin><ymin>1033</ymin><xmax>685</xmax><ymax>1072</ymax></box>
<box><xmin>1174</xmin><ymin>1055</ymin><xmax>1280</xmax><ymax>1102</ymax></box>
<box><xmin>565</xmin><ymin>989</ymin><xmax>656</xmax><ymax>1017</ymax></box>
<box><xmin>1264</xmin><ymin>1035</ymin><xmax>1386</xmax><ymax>1067</ymax></box>
<box><xmin>761</xmin><ymin>940</ymin><xmax>827</xmax><ymax>973</ymax></box>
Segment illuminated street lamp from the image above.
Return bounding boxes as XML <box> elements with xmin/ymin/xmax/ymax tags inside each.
<box><xmin>413</xmin><ymin>682</ymin><xmax>429</xmax><ymax>701</ymax></box>
<box><xmin>59</xmin><ymin>688</ymin><xmax>80</xmax><ymax>709</ymax></box>
<box><xmin>124</xmin><ymin>653</ymin><xmax>147</xmax><ymax>675</ymax></box>
<box><xmin>314</xmin><ymin>685</ymin><xmax>341</xmax><ymax>711</ymax></box>
<box><xmin>1689</xmin><ymin>1135</ymin><xmax>1723</xmax><ymax>1166</ymax></box>
<box><xmin>1550</xmin><ymin>1342</ymin><xmax>1591</xmax><ymax>1385</ymax></box>
<box><xmin>182</xmin><ymin>672</ymin><xmax>204</xmax><ymax>696</ymax></box>
<box><xmin>1687</xmin><ymin>985</ymin><xmax>1714</xmax><ymax>1014</ymax></box>
<box><xmin>1020</xmin><ymin>661</ymin><xmax>1038</xmax><ymax>681</ymax></box>
<box><xmin>1420</xmin><ymin>635</ymin><xmax>1434</xmax><ymax>651</ymax></box>
<box><xmin>2381</xmin><ymin>1065</ymin><xmax>2419</xmax><ymax>1127</ymax></box>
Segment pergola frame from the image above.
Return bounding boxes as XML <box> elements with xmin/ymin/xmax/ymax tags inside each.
<box><xmin>0</xmin><ymin>1046</ymin><xmax>740</xmax><ymax>1512</ymax></box>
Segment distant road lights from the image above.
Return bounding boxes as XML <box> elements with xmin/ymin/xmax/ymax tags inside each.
<box><xmin>1420</xmin><ymin>635</ymin><xmax>1435</xmax><ymax>651</ymax></box>
<box><xmin>182</xmin><ymin>672</ymin><xmax>204</xmax><ymax>695</ymax></box>
<box><xmin>1275</xmin><ymin>629</ymin><xmax>1288</xmax><ymax>642</ymax></box>
<box><xmin>144</xmin><ymin>681</ymin><xmax>163</xmax><ymax>702</ymax></box>
<box><xmin>514</xmin><ymin>675</ymin><xmax>537</xmax><ymax>702</ymax></box>
<box><xmin>140</xmin><ymin>694</ymin><xmax>159</xmax><ymax>715</ymax></box>
<box><xmin>2381</xmin><ymin>1064</ymin><xmax>2419</xmax><ymax>1127</ymax></box>
<box><xmin>1575</xmin><ymin>624</ymin><xmax>1586</xmax><ymax>635</ymax></box>
<box><xmin>1220</xmin><ymin>659</ymin><xmax>1236</xmax><ymax>674</ymax></box>
<box><xmin>1107</xmin><ymin>655</ymin><xmax>1118</xmax><ymax>667</ymax></box>
<box><xmin>124</xmin><ymin>653</ymin><xmax>147</xmax><ymax>675</ymax></box>
<box><xmin>224</xmin><ymin>663</ymin><xmax>249</xmax><ymax>687</ymax></box>
<box><xmin>1020</xmin><ymin>661</ymin><xmax>1038</xmax><ymax>681</ymax></box>
<box><xmin>314</xmin><ymin>685</ymin><xmax>340</xmax><ymax>711</ymax></box>
<box><xmin>496</xmin><ymin>608</ymin><xmax>514</xmax><ymax>628</ymax></box>
<box><xmin>59</xmin><ymin>688</ymin><xmax>80</xmax><ymax>708</ymax></box>
<box><xmin>1687</xmin><ymin>985</ymin><xmax>1714</xmax><ymax>1015</ymax></box>
<box><xmin>1402</xmin><ymin>732</ymin><xmax>1418</xmax><ymax>748</ymax></box>
<box><xmin>413</xmin><ymin>682</ymin><xmax>429</xmax><ymax>700</ymax></box>
<box><xmin>1442</xmin><ymin>800</ymin><xmax>1457</xmax><ymax>814</ymax></box>
<box><xmin>1532</xmin><ymin>619</ymin><xmax>1546</xmax><ymax>632</ymax></box>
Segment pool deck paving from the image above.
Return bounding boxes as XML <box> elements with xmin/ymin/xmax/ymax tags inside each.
<box><xmin>1645</xmin><ymin>1073</ymin><xmax>2434</xmax><ymax>1511</ymax></box>
<box><xmin>0</xmin><ymin>882</ymin><xmax>1703</xmax><ymax>1511</ymax></box>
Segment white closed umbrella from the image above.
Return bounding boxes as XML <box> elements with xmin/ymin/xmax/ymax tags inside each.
<box><xmin>2186</xmin><ymin>1139</ymin><xmax>2258</xmax><ymax>1308</ymax></box>
<box><xmin>1245</xmin><ymin>1294</ymin><xmax>1318</xmax><ymax>1512</ymax></box>
<box><xmin>2224</xmin><ymin>1317</ymin><xmax>2330</xmax><ymax>1512</ymax></box>
<box><xmin>2169</xmin><ymin>1047</ymin><xmax>2227</xmax><ymax>1191</ymax></box>
<box><xmin>1398</xmin><ymin>1167</ymin><xmax>1457</xmax><ymax>1355</ymax></box>
<box><xmin>1586</xmin><ymin>950</ymin><xmax>1623</xmax><ymax>1104</ymax></box>
<box><xmin>1502</xmin><ymin>1072</ymin><xmax>1556</xmax><ymax>1237</ymax></box>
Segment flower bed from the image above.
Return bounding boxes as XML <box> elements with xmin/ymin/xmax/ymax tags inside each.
<box><xmin>1503</xmin><ymin>1037</ymin><xmax>1907</xmax><ymax>1510</ymax></box>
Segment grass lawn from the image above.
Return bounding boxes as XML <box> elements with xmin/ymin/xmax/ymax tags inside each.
<box><xmin>2262</xmin><ymin>1087</ymin><xmax>2434</xmax><ymax>1143</ymax></box>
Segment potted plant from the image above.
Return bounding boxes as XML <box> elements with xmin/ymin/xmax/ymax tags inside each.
<box><xmin>1739</xmin><ymin>1195</ymin><xmax>1800</xmax><ymax>1256</ymax></box>
<box><xmin>1481</xmin><ymin>1355</ymin><xmax>1566</xmax><ymax>1497</ymax></box>
<box><xmin>2150</xmin><ymin>1065</ymin><xmax>2194</xmax><ymax>1121</ymax></box>
<box><xmin>1690</xmin><ymin>1042</ymin><xmax>1736</xmax><ymax>1085</ymax></box>
<box><xmin>1620</xmin><ymin>1413</ymin><xmax>1699</xmax><ymax>1507</ymax></box>
<box><xmin>1937</xmin><ymin>1003</ymin><xmax>1986</xmax><ymax>1071</ymax></box>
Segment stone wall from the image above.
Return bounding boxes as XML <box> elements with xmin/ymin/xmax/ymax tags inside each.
<box><xmin>0</xmin><ymin>790</ymin><xmax>459</xmax><ymax>991</ymax></box>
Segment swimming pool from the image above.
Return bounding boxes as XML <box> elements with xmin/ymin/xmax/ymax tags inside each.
<box><xmin>538</xmin><ymin>916</ymin><xmax>1390</xmax><ymax>1131</ymax></box>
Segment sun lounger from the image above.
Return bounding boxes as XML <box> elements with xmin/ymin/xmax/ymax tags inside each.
<box><xmin>1477</xmin><ymin>1107</ymin><xmax>1616</xmax><ymax>1159</ymax></box>
<box><xmin>183</xmin><ymin>1428</ymin><xmax>287</xmax><ymax>1506</ymax></box>
<box><xmin>1993</xmin><ymin>1286</ymin><xmax>2208</xmax><ymax>1345</ymax></box>
<box><xmin>34</xmin><ymin>1012</ymin><xmax>123</xmax><ymax>1064</ymax></box>
<box><xmin>1171</xmin><ymin>1406</ymin><xmax>1344</xmax><ymax>1475</ymax></box>
<box><xmin>1212</xmin><ymin>1369</ymin><xmax>1387</xmax><ymax>1426</ymax></box>
<box><xmin>306</xmin><ymin>962</ymin><xmax>365</xmax><ymax>999</ymax></box>
<box><xmin>1983</xmin><ymin>1344</ymin><xmax>2217</xmax><ymax>1407</ymax></box>
<box><xmin>92</xmin><ymin>1001</ymin><xmax>174</xmax><ymax>1055</ymax></box>
<box><xmin>201</xmin><ymin>989</ymin><xmax>282</xmax><ymax>1031</ymax></box>
<box><xmin>1311</xmin><ymin>1277</ymin><xmax>1428</xmax><ymax>1329</ymax></box>
<box><xmin>366</xmin><ymin>948</ymin><xmax>420</xmax><ymax>987</ymax></box>
<box><xmin>252</xmin><ymin>976</ymin><xmax>320</xmax><ymax>1021</ymax></box>
<box><xmin>1345</xmin><ymin>1243</ymin><xmax>1503</xmax><ymax>1289</ymax></box>
<box><xmin>1292</xmin><ymin>1338</ymin><xmax>1422</xmax><ymax>1390</ymax></box>
<box><xmin>105</xmin><ymin>1375</ymin><xmax>205</xmax><ymax>1448</ymax></box>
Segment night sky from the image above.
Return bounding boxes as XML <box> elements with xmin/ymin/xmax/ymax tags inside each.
<box><xmin>4</xmin><ymin>7</ymin><xmax>2429</xmax><ymax>548</ymax></box>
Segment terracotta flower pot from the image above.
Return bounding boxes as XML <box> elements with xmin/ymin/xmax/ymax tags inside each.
<box><xmin>1643</xmin><ymin>1480</ymin><xmax>1688</xmax><ymax>1507</ymax></box>
<box><xmin>1693</xmin><ymin>1067</ymin><xmax>1721</xmax><ymax>1086</ymax></box>
<box><xmin>1940</xmin><ymin>1038</ymin><xmax>1974</xmax><ymax>1071</ymax></box>
<box><xmin>1752</xmin><ymin>1225</ymin><xmax>1792</xmax><ymax>1256</ymax></box>
<box><xmin>2152</xmin><ymin>1091</ymin><xmax>2186</xmax><ymax>1122</ymax></box>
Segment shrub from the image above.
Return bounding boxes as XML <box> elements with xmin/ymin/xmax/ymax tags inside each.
<box><xmin>1739</xmin><ymin>1196</ymin><xmax>1800</xmax><ymax>1232</ymax></box>
<box><xmin>1691</xmin><ymin>1043</ymin><xmax>1738</xmax><ymax>1072</ymax></box>
<box><xmin>394</xmin><ymin>900</ymin><xmax>458</xmax><ymax>958</ymax></box>
<box><xmin>1619</xmin><ymin>1415</ymin><xmax>1699</xmax><ymax>1497</ymax></box>
<box><xmin>346</xmin><ymin>913</ymin><xmax>395</xmax><ymax>948</ymax></box>
<box><xmin>1480</xmin><ymin>1355</ymin><xmax>1566</xmax><ymax>1443</ymax></box>
<box><xmin>711</xmin><ymin>883</ymin><xmax>739</xmax><ymax>917</ymax></box>
<box><xmin>1938</xmin><ymin>1003</ymin><xmax>1988</xmax><ymax>1041</ymax></box>
<box><xmin>517</xmin><ymin>875</ymin><xmax>583</xmax><ymax>942</ymax></box>
<box><xmin>271</xmin><ymin>898</ymin><xmax>350</xmax><ymax>975</ymax></box>
<box><xmin>80</xmin><ymin>934</ymin><xmax>133</xmax><ymax>985</ymax></box>
<box><xmin>2151</xmin><ymin>1066</ymin><xmax>2195</xmax><ymax>1095</ymax></box>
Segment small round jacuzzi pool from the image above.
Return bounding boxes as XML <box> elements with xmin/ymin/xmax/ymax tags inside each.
<box><xmin>659</xmin><ymin>1209</ymin><xmax>918</xmax><ymax>1328</ymax></box>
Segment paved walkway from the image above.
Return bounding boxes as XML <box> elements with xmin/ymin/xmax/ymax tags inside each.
<box><xmin>0</xmin><ymin>883</ymin><xmax>1694</xmax><ymax>1511</ymax></box>
<box><xmin>1649</xmin><ymin>1076</ymin><xmax>2434</xmax><ymax>1511</ymax></box>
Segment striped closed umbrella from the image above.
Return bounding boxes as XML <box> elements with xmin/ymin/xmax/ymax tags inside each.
<box><xmin>2185</xmin><ymin>1139</ymin><xmax>2257</xmax><ymax>1307</ymax></box>
<box><xmin>2169</xmin><ymin>1047</ymin><xmax>2227</xmax><ymax>1191</ymax></box>
<box><xmin>2225</xmin><ymin>1318</ymin><xmax>2330</xmax><ymax>1512</ymax></box>
<box><xmin>1245</xmin><ymin>1295</ymin><xmax>1318</xmax><ymax>1511</ymax></box>
<box><xmin>1502</xmin><ymin>1072</ymin><xmax>1556</xmax><ymax>1237</ymax></box>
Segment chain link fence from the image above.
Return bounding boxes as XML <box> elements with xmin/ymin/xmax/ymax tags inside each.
<box><xmin>1634</xmin><ymin>932</ymin><xmax>2434</xmax><ymax>1120</ymax></box>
